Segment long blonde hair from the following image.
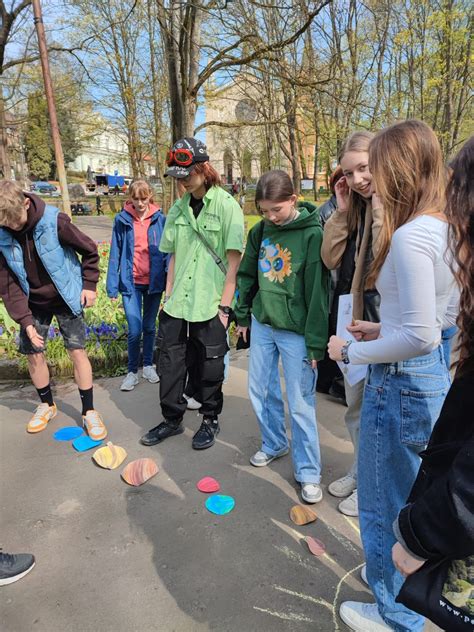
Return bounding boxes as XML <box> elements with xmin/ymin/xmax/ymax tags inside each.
<box><xmin>366</xmin><ymin>120</ymin><xmax>446</xmax><ymax>288</ymax></box>
<box><xmin>338</xmin><ymin>131</ymin><xmax>374</xmax><ymax>234</ymax></box>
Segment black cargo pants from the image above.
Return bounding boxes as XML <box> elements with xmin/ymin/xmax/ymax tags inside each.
<box><xmin>156</xmin><ymin>311</ymin><xmax>228</xmax><ymax>424</ymax></box>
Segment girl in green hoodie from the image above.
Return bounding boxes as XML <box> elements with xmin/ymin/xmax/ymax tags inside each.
<box><xmin>234</xmin><ymin>170</ymin><xmax>329</xmax><ymax>504</ymax></box>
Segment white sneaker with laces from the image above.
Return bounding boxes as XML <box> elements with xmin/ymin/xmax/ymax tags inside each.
<box><xmin>328</xmin><ymin>473</ymin><xmax>357</xmax><ymax>498</ymax></box>
<box><xmin>82</xmin><ymin>409</ymin><xmax>107</xmax><ymax>441</ymax></box>
<box><xmin>250</xmin><ymin>448</ymin><xmax>289</xmax><ymax>467</ymax></box>
<box><xmin>339</xmin><ymin>489</ymin><xmax>359</xmax><ymax>516</ymax></box>
<box><xmin>301</xmin><ymin>483</ymin><xmax>323</xmax><ymax>504</ymax></box>
<box><xmin>339</xmin><ymin>602</ymin><xmax>392</xmax><ymax>631</ymax></box>
<box><xmin>183</xmin><ymin>394</ymin><xmax>202</xmax><ymax>410</ymax></box>
<box><xmin>142</xmin><ymin>366</ymin><xmax>160</xmax><ymax>383</ymax></box>
<box><xmin>121</xmin><ymin>372</ymin><xmax>139</xmax><ymax>391</ymax></box>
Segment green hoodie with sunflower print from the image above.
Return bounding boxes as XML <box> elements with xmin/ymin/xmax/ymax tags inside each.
<box><xmin>234</xmin><ymin>203</ymin><xmax>330</xmax><ymax>361</ymax></box>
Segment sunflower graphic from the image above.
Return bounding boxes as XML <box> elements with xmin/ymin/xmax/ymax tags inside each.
<box><xmin>259</xmin><ymin>239</ymin><xmax>292</xmax><ymax>283</ymax></box>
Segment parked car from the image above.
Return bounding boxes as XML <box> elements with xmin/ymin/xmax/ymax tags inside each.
<box><xmin>71</xmin><ymin>202</ymin><xmax>92</xmax><ymax>216</ymax></box>
<box><xmin>30</xmin><ymin>181</ymin><xmax>59</xmax><ymax>195</ymax></box>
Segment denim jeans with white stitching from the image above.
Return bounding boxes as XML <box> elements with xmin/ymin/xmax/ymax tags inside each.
<box><xmin>248</xmin><ymin>316</ymin><xmax>322</xmax><ymax>484</ymax></box>
<box><xmin>358</xmin><ymin>346</ymin><xmax>450</xmax><ymax>632</ymax></box>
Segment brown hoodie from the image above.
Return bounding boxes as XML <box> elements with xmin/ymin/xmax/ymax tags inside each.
<box><xmin>0</xmin><ymin>193</ymin><xmax>99</xmax><ymax>328</ymax></box>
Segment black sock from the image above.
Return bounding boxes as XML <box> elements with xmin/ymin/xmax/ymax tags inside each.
<box><xmin>36</xmin><ymin>384</ymin><xmax>54</xmax><ymax>406</ymax></box>
<box><xmin>79</xmin><ymin>387</ymin><xmax>94</xmax><ymax>416</ymax></box>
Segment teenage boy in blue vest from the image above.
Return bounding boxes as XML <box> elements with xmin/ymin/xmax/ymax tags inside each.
<box><xmin>0</xmin><ymin>180</ymin><xmax>107</xmax><ymax>439</ymax></box>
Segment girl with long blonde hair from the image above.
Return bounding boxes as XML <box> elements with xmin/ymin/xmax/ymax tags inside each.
<box><xmin>328</xmin><ymin>120</ymin><xmax>457</xmax><ymax>632</ymax></box>
<box><xmin>321</xmin><ymin>130</ymin><xmax>383</xmax><ymax>517</ymax></box>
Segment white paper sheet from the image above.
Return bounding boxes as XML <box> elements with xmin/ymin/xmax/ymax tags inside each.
<box><xmin>336</xmin><ymin>294</ymin><xmax>368</xmax><ymax>386</ymax></box>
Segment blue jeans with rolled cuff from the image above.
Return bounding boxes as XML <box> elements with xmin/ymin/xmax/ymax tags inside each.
<box><xmin>358</xmin><ymin>346</ymin><xmax>450</xmax><ymax>632</ymax></box>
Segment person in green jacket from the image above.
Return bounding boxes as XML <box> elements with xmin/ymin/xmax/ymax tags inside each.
<box><xmin>234</xmin><ymin>170</ymin><xmax>329</xmax><ymax>504</ymax></box>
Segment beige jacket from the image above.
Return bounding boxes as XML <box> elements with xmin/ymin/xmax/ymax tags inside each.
<box><xmin>321</xmin><ymin>200</ymin><xmax>384</xmax><ymax>320</ymax></box>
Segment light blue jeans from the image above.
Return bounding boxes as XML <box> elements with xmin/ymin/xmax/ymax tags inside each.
<box><xmin>248</xmin><ymin>316</ymin><xmax>322</xmax><ymax>484</ymax></box>
<box><xmin>122</xmin><ymin>284</ymin><xmax>161</xmax><ymax>373</ymax></box>
<box><xmin>358</xmin><ymin>346</ymin><xmax>450</xmax><ymax>632</ymax></box>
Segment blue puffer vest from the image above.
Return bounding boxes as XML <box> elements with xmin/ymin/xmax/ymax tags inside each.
<box><xmin>0</xmin><ymin>205</ymin><xmax>83</xmax><ymax>315</ymax></box>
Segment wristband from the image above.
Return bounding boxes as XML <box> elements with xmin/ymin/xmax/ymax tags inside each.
<box><xmin>341</xmin><ymin>340</ymin><xmax>352</xmax><ymax>364</ymax></box>
<box><xmin>218</xmin><ymin>305</ymin><xmax>232</xmax><ymax>316</ymax></box>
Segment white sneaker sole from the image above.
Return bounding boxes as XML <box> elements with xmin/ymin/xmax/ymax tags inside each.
<box><xmin>120</xmin><ymin>383</ymin><xmax>137</xmax><ymax>391</ymax></box>
<box><xmin>0</xmin><ymin>561</ymin><xmax>35</xmax><ymax>585</ymax></box>
<box><xmin>143</xmin><ymin>371</ymin><xmax>160</xmax><ymax>383</ymax></box>
<box><xmin>301</xmin><ymin>489</ymin><xmax>323</xmax><ymax>504</ymax></box>
<box><xmin>250</xmin><ymin>448</ymin><xmax>289</xmax><ymax>467</ymax></box>
<box><xmin>328</xmin><ymin>482</ymin><xmax>357</xmax><ymax>498</ymax></box>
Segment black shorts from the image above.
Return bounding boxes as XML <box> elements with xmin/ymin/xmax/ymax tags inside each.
<box><xmin>19</xmin><ymin>306</ymin><xmax>86</xmax><ymax>355</ymax></box>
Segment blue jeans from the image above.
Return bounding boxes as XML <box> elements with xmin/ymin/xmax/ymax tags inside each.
<box><xmin>358</xmin><ymin>346</ymin><xmax>450</xmax><ymax>632</ymax></box>
<box><xmin>441</xmin><ymin>326</ymin><xmax>457</xmax><ymax>370</ymax></box>
<box><xmin>248</xmin><ymin>316</ymin><xmax>322</xmax><ymax>483</ymax></box>
<box><xmin>122</xmin><ymin>285</ymin><xmax>162</xmax><ymax>373</ymax></box>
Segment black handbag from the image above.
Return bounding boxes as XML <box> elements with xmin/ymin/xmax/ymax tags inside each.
<box><xmin>396</xmin><ymin>555</ymin><xmax>474</xmax><ymax>631</ymax></box>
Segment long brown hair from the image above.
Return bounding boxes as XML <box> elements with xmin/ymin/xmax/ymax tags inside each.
<box><xmin>366</xmin><ymin>120</ymin><xmax>446</xmax><ymax>288</ymax></box>
<box><xmin>338</xmin><ymin>131</ymin><xmax>374</xmax><ymax>234</ymax></box>
<box><xmin>446</xmin><ymin>136</ymin><xmax>474</xmax><ymax>374</ymax></box>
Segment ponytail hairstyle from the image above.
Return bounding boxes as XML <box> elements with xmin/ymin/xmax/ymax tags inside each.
<box><xmin>366</xmin><ymin>119</ymin><xmax>446</xmax><ymax>288</ymax></box>
<box><xmin>446</xmin><ymin>136</ymin><xmax>474</xmax><ymax>375</ymax></box>
<box><xmin>128</xmin><ymin>179</ymin><xmax>154</xmax><ymax>204</ymax></box>
<box><xmin>191</xmin><ymin>161</ymin><xmax>221</xmax><ymax>190</ymax></box>
<box><xmin>255</xmin><ymin>170</ymin><xmax>294</xmax><ymax>213</ymax></box>
<box><xmin>338</xmin><ymin>131</ymin><xmax>374</xmax><ymax>234</ymax></box>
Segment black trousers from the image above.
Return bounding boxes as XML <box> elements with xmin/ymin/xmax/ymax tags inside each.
<box><xmin>156</xmin><ymin>311</ymin><xmax>228</xmax><ymax>423</ymax></box>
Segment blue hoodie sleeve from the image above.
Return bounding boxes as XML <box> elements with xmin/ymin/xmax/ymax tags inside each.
<box><xmin>106</xmin><ymin>218</ymin><xmax>122</xmax><ymax>298</ymax></box>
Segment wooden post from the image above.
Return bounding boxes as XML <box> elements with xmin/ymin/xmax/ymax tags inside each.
<box><xmin>32</xmin><ymin>0</ymin><xmax>71</xmax><ymax>215</ymax></box>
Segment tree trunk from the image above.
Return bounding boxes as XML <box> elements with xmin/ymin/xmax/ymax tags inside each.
<box><xmin>0</xmin><ymin>91</ymin><xmax>12</xmax><ymax>179</ymax></box>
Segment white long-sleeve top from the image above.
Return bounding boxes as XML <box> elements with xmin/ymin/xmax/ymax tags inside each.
<box><xmin>348</xmin><ymin>215</ymin><xmax>457</xmax><ymax>365</ymax></box>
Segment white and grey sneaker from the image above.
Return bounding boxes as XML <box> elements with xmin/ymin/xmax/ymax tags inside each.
<box><xmin>328</xmin><ymin>473</ymin><xmax>357</xmax><ymax>498</ymax></box>
<box><xmin>301</xmin><ymin>483</ymin><xmax>323</xmax><ymax>504</ymax></box>
<box><xmin>339</xmin><ymin>602</ymin><xmax>391</xmax><ymax>631</ymax></box>
<box><xmin>250</xmin><ymin>448</ymin><xmax>289</xmax><ymax>467</ymax></box>
<box><xmin>183</xmin><ymin>394</ymin><xmax>202</xmax><ymax>410</ymax></box>
<box><xmin>339</xmin><ymin>489</ymin><xmax>359</xmax><ymax>516</ymax></box>
<box><xmin>120</xmin><ymin>372</ymin><xmax>139</xmax><ymax>391</ymax></box>
<box><xmin>142</xmin><ymin>366</ymin><xmax>160</xmax><ymax>383</ymax></box>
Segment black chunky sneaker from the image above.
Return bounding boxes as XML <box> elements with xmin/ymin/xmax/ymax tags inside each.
<box><xmin>140</xmin><ymin>420</ymin><xmax>184</xmax><ymax>446</ymax></box>
<box><xmin>0</xmin><ymin>552</ymin><xmax>35</xmax><ymax>585</ymax></box>
<box><xmin>192</xmin><ymin>418</ymin><xmax>220</xmax><ymax>450</ymax></box>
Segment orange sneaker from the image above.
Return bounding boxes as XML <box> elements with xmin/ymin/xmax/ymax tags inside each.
<box><xmin>27</xmin><ymin>403</ymin><xmax>57</xmax><ymax>433</ymax></box>
<box><xmin>82</xmin><ymin>410</ymin><xmax>107</xmax><ymax>441</ymax></box>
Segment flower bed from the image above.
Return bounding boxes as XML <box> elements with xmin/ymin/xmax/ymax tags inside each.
<box><xmin>0</xmin><ymin>242</ymin><xmax>129</xmax><ymax>379</ymax></box>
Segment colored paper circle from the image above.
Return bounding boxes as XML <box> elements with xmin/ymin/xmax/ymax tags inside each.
<box><xmin>72</xmin><ymin>436</ymin><xmax>103</xmax><ymax>452</ymax></box>
<box><xmin>53</xmin><ymin>427</ymin><xmax>84</xmax><ymax>441</ymax></box>
<box><xmin>205</xmin><ymin>494</ymin><xmax>235</xmax><ymax>515</ymax></box>
<box><xmin>196</xmin><ymin>477</ymin><xmax>220</xmax><ymax>493</ymax></box>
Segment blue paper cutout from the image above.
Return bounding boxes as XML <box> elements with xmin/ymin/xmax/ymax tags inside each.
<box><xmin>205</xmin><ymin>494</ymin><xmax>235</xmax><ymax>515</ymax></box>
<box><xmin>53</xmin><ymin>427</ymin><xmax>84</xmax><ymax>441</ymax></box>
<box><xmin>72</xmin><ymin>436</ymin><xmax>103</xmax><ymax>452</ymax></box>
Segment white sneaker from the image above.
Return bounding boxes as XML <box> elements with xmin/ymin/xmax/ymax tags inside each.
<box><xmin>250</xmin><ymin>448</ymin><xmax>289</xmax><ymax>467</ymax></box>
<box><xmin>183</xmin><ymin>394</ymin><xmax>202</xmax><ymax>410</ymax></box>
<box><xmin>339</xmin><ymin>602</ymin><xmax>392</xmax><ymax>631</ymax></box>
<box><xmin>301</xmin><ymin>483</ymin><xmax>323</xmax><ymax>504</ymax></box>
<box><xmin>142</xmin><ymin>366</ymin><xmax>160</xmax><ymax>383</ymax></box>
<box><xmin>120</xmin><ymin>372</ymin><xmax>139</xmax><ymax>391</ymax></box>
<box><xmin>339</xmin><ymin>489</ymin><xmax>359</xmax><ymax>516</ymax></box>
<box><xmin>328</xmin><ymin>473</ymin><xmax>357</xmax><ymax>498</ymax></box>
<box><xmin>361</xmin><ymin>564</ymin><xmax>368</xmax><ymax>585</ymax></box>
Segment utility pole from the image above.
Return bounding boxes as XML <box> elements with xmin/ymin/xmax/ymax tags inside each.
<box><xmin>0</xmin><ymin>88</ymin><xmax>12</xmax><ymax>179</ymax></box>
<box><xmin>32</xmin><ymin>0</ymin><xmax>71</xmax><ymax>215</ymax></box>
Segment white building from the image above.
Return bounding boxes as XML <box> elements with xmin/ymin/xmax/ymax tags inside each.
<box><xmin>68</xmin><ymin>123</ymin><xmax>131</xmax><ymax>177</ymax></box>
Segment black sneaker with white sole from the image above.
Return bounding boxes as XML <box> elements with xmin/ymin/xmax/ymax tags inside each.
<box><xmin>0</xmin><ymin>552</ymin><xmax>35</xmax><ymax>585</ymax></box>
<box><xmin>192</xmin><ymin>418</ymin><xmax>220</xmax><ymax>450</ymax></box>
